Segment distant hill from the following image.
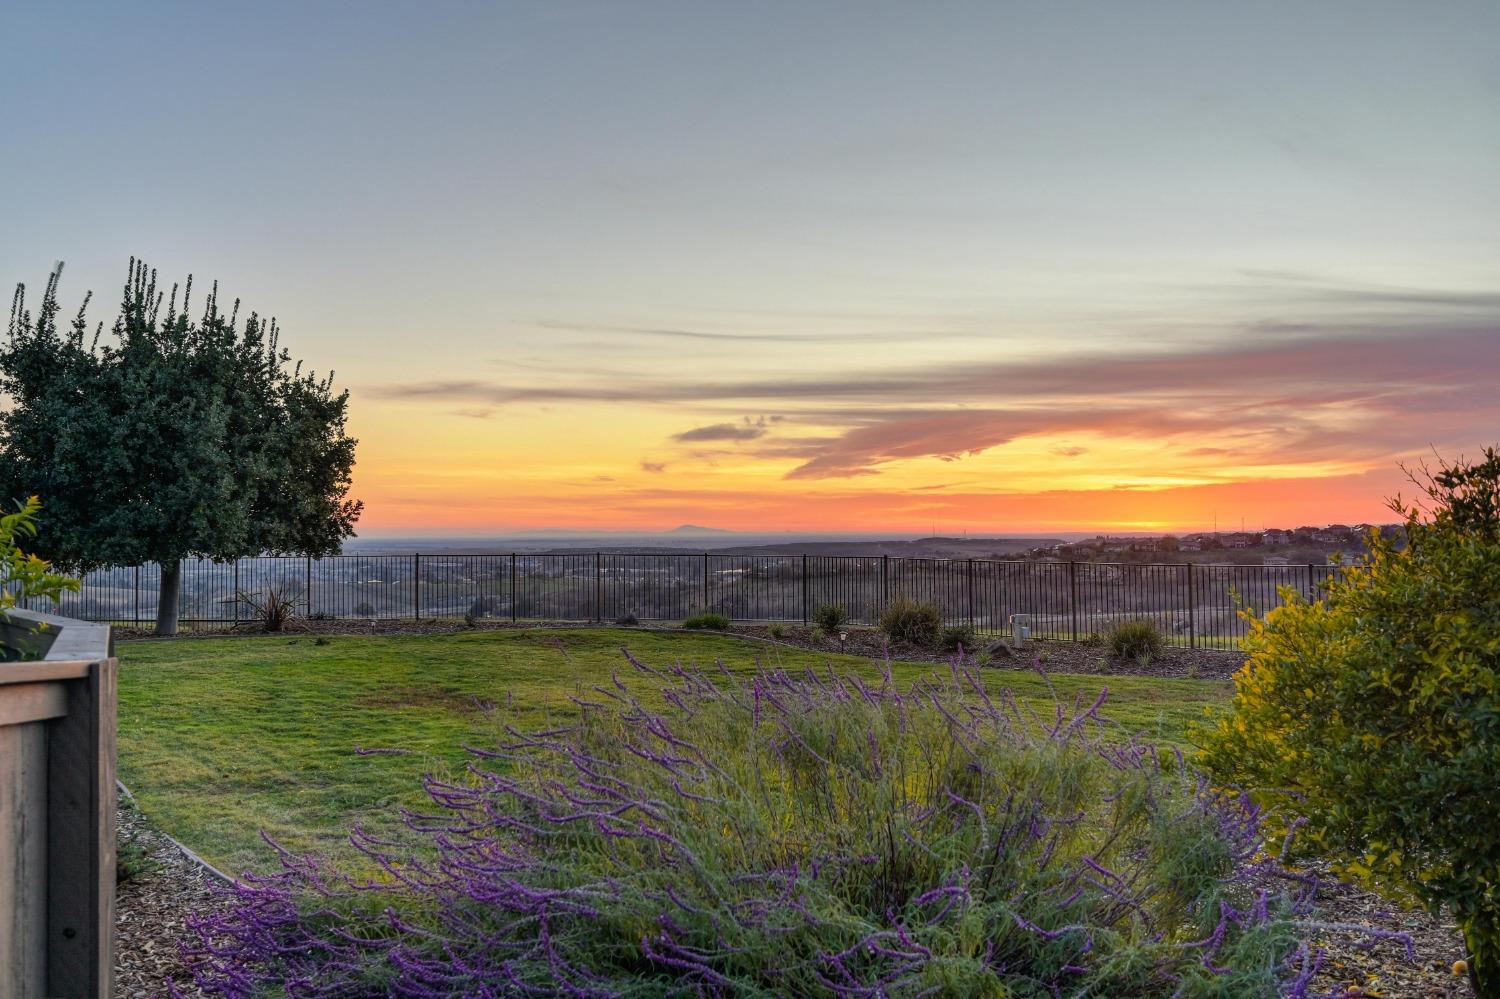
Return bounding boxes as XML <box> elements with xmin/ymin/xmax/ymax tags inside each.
<box><xmin>666</xmin><ymin>524</ymin><xmax>735</xmax><ymax>536</ymax></box>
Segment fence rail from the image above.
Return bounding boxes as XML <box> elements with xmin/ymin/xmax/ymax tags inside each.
<box><xmin>15</xmin><ymin>553</ymin><xmax>1349</xmax><ymax>651</ymax></box>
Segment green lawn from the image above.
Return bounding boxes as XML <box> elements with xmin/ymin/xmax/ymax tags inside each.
<box><xmin>118</xmin><ymin>628</ymin><xmax>1228</xmax><ymax>874</ymax></box>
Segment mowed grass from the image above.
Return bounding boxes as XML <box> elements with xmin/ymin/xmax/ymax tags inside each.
<box><xmin>117</xmin><ymin>628</ymin><xmax>1228</xmax><ymax>874</ymax></box>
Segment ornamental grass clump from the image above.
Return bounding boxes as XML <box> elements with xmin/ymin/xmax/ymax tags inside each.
<box><xmin>1105</xmin><ymin>618</ymin><xmax>1164</xmax><ymax>664</ymax></box>
<box><xmin>879</xmin><ymin>596</ymin><xmax>943</xmax><ymax>646</ymax></box>
<box><xmin>178</xmin><ymin>657</ymin><xmax>1343</xmax><ymax>997</ymax></box>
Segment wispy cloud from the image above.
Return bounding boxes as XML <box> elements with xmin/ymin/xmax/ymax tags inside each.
<box><xmin>376</xmin><ymin>322</ymin><xmax>1496</xmax><ymax>408</ymax></box>
<box><xmin>536</xmin><ymin>320</ymin><xmax>943</xmax><ymax>344</ymax></box>
<box><xmin>1229</xmin><ymin>271</ymin><xmax>1500</xmax><ymax>311</ymax></box>
<box><xmin>672</xmin><ymin>421</ymin><xmax>767</xmax><ymax>442</ymax></box>
<box><xmin>375</xmin><ymin>316</ymin><xmax>1500</xmax><ymax>480</ymax></box>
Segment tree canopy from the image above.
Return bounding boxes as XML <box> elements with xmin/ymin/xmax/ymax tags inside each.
<box><xmin>1</xmin><ymin>260</ymin><xmax>361</xmax><ymax>633</ymax></box>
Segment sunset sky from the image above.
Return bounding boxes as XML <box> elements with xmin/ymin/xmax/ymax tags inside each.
<box><xmin>4</xmin><ymin>2</ymin><xmax>1497</xmax><ymax>535</ymax></box>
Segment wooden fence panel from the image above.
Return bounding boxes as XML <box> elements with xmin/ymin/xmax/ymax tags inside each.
<box><xmin>1</xmin><ymin>610</ymin><xmax>116</xmax><ymax>999</ymax></box>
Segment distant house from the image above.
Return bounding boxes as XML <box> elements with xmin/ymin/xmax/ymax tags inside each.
<box><xmin>1222</xmin><ymin>534</ymin><xmax>1253</xmax><ymax>549</ymax></box>
<box><xmin>1178</xmin><ymin>541</ymin><xmax>1202</xmax><ymax>552</ymax></box>
<box><xmin>1311</xmin><ymin>532</ymin><xmax>1339</xmax><ymax>544</ymax></box>
<box><xmin>1263</xmin><ymin>555</ymin><xmax>1291</xmax><ymax>567</ymax></box>
<box><xmin>1262</xmin><ymin>530</ymin><xmax>1291</xmax><ymax>546</ymax></box>
<box><xmin>1338</xmin><ymin>552</ymin><xmax>1363</xmax><ymax>567</ymax></box>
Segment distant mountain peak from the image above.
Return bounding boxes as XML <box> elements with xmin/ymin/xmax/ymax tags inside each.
<box><xmin>667</xmin><ymin>524</ymin><xmax>734</xmax><ymax>535</ymax></box>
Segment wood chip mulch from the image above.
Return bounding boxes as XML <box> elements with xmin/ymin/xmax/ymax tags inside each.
<box><xmin>1302</xmin><ymin>862</ymin><xmax>1472</xmax><ymax>998</ymax></box>
<box><xmin>115</xmin><ymin>797</ymin><xmax>215</xmax><ymax>998</ymax></box>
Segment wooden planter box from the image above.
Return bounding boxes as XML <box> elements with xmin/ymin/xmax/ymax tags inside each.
<box><xmin>1</xmin><ymin>608</ymin><xmax>116</xmax><ymax>999</ymax></box>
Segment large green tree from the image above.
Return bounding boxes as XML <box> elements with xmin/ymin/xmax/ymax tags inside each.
<box><xmin>1</xmin><ymin>260</ymin><xmax>361</xmax><ymax>634</ymax></box>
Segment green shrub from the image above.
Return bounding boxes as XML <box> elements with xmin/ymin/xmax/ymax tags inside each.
<box><xmin>767</xmin><ymin>622</ymin><xmax>785</xmax><ymax>639</ymax></box>
<box><xmin>1106</xmin><ymin>618</ymin><xmax>1163</xmax><ymax>663</ymax></box>
<box><xmin>879</xmin><ymin>596</ymin><xmax>942</xmax><ymax>646</ymax></box>
<box><xmin>939</xmin><ymin>623</ymin><xmax>975</xmax><ymax>652</ymax></box>
<box><xmin>811</xmin><ymin>602</ymin><xmax>848</xmax><ymax>632</ymax></box>
<box><xmin>615</xmin><ymin>614</ymin><xmax>640</xmax><ymax>626</ymax></box>
<box><xmin>682</xmin><ymin>611</ymin><xmax>730</xmax><ymax>630</ymax></box>
<box><xmin>1200</xmin><ymin>448</ymin><xmax>1500</xmax><ymax>996</ymax></box>
<box><xmin>1</xmin><ymin>495</ymin><xmax>78</xmax><ymax>610</ymax></box>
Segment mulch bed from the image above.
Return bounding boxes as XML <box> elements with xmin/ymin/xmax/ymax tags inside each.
<box><xmin>722</xmin><ymin>624</ymin><xmax>1248</xmax><ymax>680</ymax></box>
<box><xmin>1302</xmin><ymin>863</ymin><xmax>1472</xmax><ymax>997</ymax></box>
<box><xmin>116</xmin><ymin>796</ymin><xmax>215</xmax><ymax>998</ymax></box>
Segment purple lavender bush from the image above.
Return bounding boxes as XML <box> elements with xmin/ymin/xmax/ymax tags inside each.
<box><xmin>178</xmin><ymin>657</ymin><xmax>1335</xmax><ymax>996</ymax></box>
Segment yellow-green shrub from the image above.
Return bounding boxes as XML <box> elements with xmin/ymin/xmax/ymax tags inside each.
<box><xmin>1200</xmin><ymin>448</ymin><xmax>1500</xmax><ymax>995</ymax></box>
<box><xmin>1</xmin><ymin>496</ymin><xmax>78</xmax><ymax>610</ymax></box>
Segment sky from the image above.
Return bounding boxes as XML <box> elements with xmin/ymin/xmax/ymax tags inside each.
<box><xmin>3</xmin><ymin>1</ymin><xmax>1497</xmax><ymax>536</ymax></box>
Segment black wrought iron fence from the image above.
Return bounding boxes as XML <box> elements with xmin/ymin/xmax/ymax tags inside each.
<box><xmin>19</xmin><ymin>553</ymin><xmax>1348</xmax><ymax>651</ymax></box>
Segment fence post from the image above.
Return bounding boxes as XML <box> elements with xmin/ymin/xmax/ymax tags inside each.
<box><xmin>881</xmin><ymin>555</ymin><xmax>889</xmax><ymax>607</ymax></box>
<box><xmin>306</xmin><ymin>556</ymin><xmax>313</xmax><ymax>616</ymax></box>
<box><xmin>1068</xmin><ymin>560</ymin><xmax>1079</xmax><ymax>642</ymax></box>
<box><xmin>802</xmin><ymin>555</ymin><xmax>809</xmax><ymax>625</ymax></box>
<box><xmin>702</xmin><ymin>552</ymin><xmax>710</xmax><ymax>612</ymax></box>
<box><xmin>1307</xmin><ymin>563</ymin><xmax>1316</xmax><ymax>601</ymax></box>
<box><xmin>1185</xmin><ymin>562</ymin><xmax>1195</xmax><ymax>649</ymax></box>
<box><xmin>233</xmin><ymin>561</ymin><xmax>240</xmax><ymax>628</ymax></box>
<box><xmin>595</xmin><ymin>552</ymin><xmax>602</xmax><ymax>623</ymax></box>
<box><xmin>44</xmin><ymin>655</ymin><xmax>118</xmax><ymax>997</ymax></box>
<box><xmin>413</xmin><ymin>553</ymin><xmax>421</xmax><ymax>620</ymax></box>
<box><xmin>134</xmin><ymin>565</ymin><xmax>141</xmax><ymax>627</ymax></box>
<box><xmin>510</xmin><ymin>553</ymin><xmax>517</xmax><ymax>622</ymax></box>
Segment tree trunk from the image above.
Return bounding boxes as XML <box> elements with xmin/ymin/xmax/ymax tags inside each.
<box><xmin>155</xmin><ymin>560</ymin><xmax>181</xmax><ymax>637</ymax></box>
